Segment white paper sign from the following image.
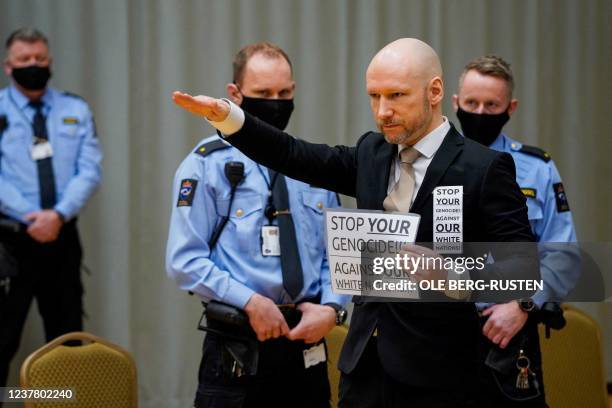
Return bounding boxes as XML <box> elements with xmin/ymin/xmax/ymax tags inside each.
<box><xmin>325</xmin><ymin>208</ymin><xmax>420</xmax><ymax>297</ymax></box>
<box><xmin>433</xmin><ymin>186</ymin><xmax>463</xmax><ymax>254</ymax></box>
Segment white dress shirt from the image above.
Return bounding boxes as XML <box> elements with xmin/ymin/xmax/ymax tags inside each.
<box><xmin>387</xmin><ymin>118</ymin><xmax>451</xmax><ymax>207</ymax></box>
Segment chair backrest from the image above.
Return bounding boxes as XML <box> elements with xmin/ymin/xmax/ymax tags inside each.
<box><xmin>326</xmin><ymin>325</ymin><xmax>349</xmax><ymax>408</ymax></box>
<box><xmin>20</xmin><ymin>331</ymin><xmax>137</xmax><ymax>408</ymax></box>
<box><xmin>539</xmin><ymin>305</ymin><xmax>608</xmax><ymax>408</ymax></box>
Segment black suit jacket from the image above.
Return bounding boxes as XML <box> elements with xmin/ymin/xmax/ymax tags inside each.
<box><xmin>227</xmin><ymin>114</ymin><xmax>535</xmax><ymax>389</ymax></box>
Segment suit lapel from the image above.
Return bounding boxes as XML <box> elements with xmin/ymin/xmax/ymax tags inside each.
<box><xmin>370</xmin><ymin>140</ymin><xmax>396</xmax><ymax>210</ymax></box>
<box><xmin>410</xmin><ymin>127</ymin><xmax>464</xmax><ymax>213</ymax></box>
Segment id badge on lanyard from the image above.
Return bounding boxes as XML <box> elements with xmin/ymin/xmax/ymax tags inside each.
<box><xmin>260</xmin><ymin>166</ymin><xmax>282</xmax><ymax>257</ymax></box>
<box><xmin>31</xmin><ymin>140</ymin><xmax>53</xmax><ymax>160</ymax></box>
<box><xmin>261</xmin><ymin>225</ymin><xmax>281</xmax><ymax>256</ymax></box>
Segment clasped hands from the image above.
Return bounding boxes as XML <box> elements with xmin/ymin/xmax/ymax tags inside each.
<box><xmin>244</xmin><ymin>293</ymin><xmax>336</xmax><ymax>343</ymax></box>
<box><xmin>25</xmin><ymin>209</ymin><xmax>64</xmax><ymax>243</ymax></box>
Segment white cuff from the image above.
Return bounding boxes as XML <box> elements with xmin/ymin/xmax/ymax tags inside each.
<box><xmin>206</xmin><ymin>98</ymin><xmax>245</xmax><ymax>136</ymax></box>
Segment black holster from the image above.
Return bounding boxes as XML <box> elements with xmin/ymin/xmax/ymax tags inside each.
<box><xmin>480</xmin><ymin>313</ymin><xmax>546</xmax><ymax>403</ymax></box>
<box><xmin>480</xmin><ymin>303</ymin><xmax>565</xmax><ymax>403</ymax></box>
<box><xmin>0</xmin><ymin>242</ymin><xmax>18</xmax><ymax>279</ymax></box>
<box><xmin>0</xmin><ymin>218</ymin><xmax>23</xmax><ymax>279</ymax></box>
<box><xmin>535</xmin><ymin>302</ymin><xmax>566</xmax><ymax>338</ymax></box>
<box><xmin>484</xmin><ymin>332</ymin><xmax>543</xmax><ymax>402</ymax></box>
<box><xmin>198</xmin><ymin>299</ymin><xmax>306</xmax><ymax>378</ymax></box>
<box><xmin>199</xmin><ymin>300</ymin><xmax>259</xmax><ymax>377</ymax></box>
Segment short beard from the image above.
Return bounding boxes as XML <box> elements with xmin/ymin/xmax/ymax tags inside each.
<box><xmin>381</xmin><ymin>94</ymin><xmax>432</xmax><ymax>145</ymax></box>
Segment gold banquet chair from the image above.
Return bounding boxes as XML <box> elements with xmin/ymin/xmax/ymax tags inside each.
<box><xmin>20</xmin><ymin>331</ymin><xmax>137</xmax><ymax>408</ymax></box>
<box><xmin>539</xmin><ymin>305</ymin><xmax>609</xmax><ymax>408</ymax></box>
<box><xmin>326</xmin><ymin>324</ymin><xmax>349</xmax><ymax>408</ymax></box>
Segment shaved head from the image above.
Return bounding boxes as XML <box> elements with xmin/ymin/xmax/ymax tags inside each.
<box><xmin>368</xmin><ymin>38</ymin><xmax>443</xmax><ymax>86</ymax></box>
<box><xmin>366</xmin><ymin>38</ymin><xmax>445</xmax><ymax>145</ymax></box>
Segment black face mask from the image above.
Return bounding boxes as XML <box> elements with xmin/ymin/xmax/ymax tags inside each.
<box><xmin>240</xmin><ymin>95</ymin><xmax>294</xmax><ymax>130</ymax></box>
<box><xmin>456</xmin><ymin>106</ymin><xmax>510</xmax><ymax>146</ymax></box>
<box><xmin>11</xmin><ymin>65</ymin><xmax>51</xmax><ymax>91</ymax></box>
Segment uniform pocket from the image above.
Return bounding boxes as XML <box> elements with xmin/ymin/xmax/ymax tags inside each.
<box><xmin>299</xmin><ymin>191</ymin><xmax>328</xmax><ymax>250</ymax></box>
<box><xmin>2</xmin><ymin>126</ymin><xmax>28</xmax><ymax>145</ymax></box>
<box><xmin>1</xmin><ymin>126</ymin><xmax>30</xmax><ymax>159</ymax></box>
<box><xmin>525</xmin><ymin>197</ymin><xmax>543</xmax><ymax>222</ymax></box>
<box><xmin>53</xmin><ymin>130</ymin><xmax>82</xmax><ymax>166</ymax></box>
<box><xmin>215</xmin><ymin>195</ymin><xmax>264</xmax><ymax>255</ymax></box>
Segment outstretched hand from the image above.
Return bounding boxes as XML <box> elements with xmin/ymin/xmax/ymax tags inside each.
<box><xmin>172</xmin><ymin>91</ymin><xmax>230</xmax><ymax>121</ymax></box>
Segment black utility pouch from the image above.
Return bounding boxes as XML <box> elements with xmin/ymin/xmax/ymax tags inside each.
<box><xmin>221</xmin><ymin>337</ymin><xmax>259</xmax><ymax>378</ymax></box>
<box><xmin>0</xmin><ymin>242</ymin><xmax>18</xmax><ymax>279</ymax></box>
<box><xmin>484</xmin><ymin>337</ymin><xmax>542</xmax><ymax>402</ymax></box>
<box><xmin>199</xmin><ymin>300</ymin><xmax>259</xmax><ymax>377</ymax></box>
<box><xmin>205</xmin><ymin>300</ymin><xmax>250</xmax><ymax>327</ymax></box>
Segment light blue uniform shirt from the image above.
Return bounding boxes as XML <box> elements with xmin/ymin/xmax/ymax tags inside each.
<box><xmin>0</xmin><ymin>85</ymin><xmax>102</xmax><ymax>222</ymax></box>
<box><xmin>489</xmin><ymin>133</ymin><xmax>579</xmax><ymax>306</ymax></box>
<box><xmin>166</xmin><ymin>135</ymin><xmax>349</xmax><ymax>309</ymax></box>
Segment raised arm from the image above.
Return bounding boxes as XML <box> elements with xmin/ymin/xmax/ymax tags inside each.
<box><xmin>173</xmin><ymin>91</ymin><xmax>359</xmax><ymax>197</ymax></box>
<box><xmin>172</xmin><ymin>92</ymin><xmax>230</xmax><ymax>121</ymax></box>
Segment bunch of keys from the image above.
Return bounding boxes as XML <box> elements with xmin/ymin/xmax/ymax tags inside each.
<box><xmin>515</xmin><ymin>349</ymin><xmax>532</xmax><ymax>389</ymax></box>
<box><xmin>231</xmin><ymin>359</ymin><xmax>244</xmax><ymax>378</ymax></box>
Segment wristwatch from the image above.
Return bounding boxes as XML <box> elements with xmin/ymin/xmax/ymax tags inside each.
<box><xmin>517</xmin><ymin>298</ymin><xmax>536</xmax><ymax>313</ymax></box>
<box><xmin>325</xmin><ymin>303</ymin><xmax>348</xmax><ymax>326</ymax></box>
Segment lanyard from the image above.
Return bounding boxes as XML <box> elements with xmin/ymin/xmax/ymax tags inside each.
<box><xmin>255</xmin><ymin>164</ymin><xmax>281</xmax><ymax>225</ymax></box>
<box><xmin>8</xmin><ymin>90</ymin><xmax>53</xmax><ymax>146</ymax></box>
<box><xmin>7</xmin><ymin>90</ymin><xmax>36</xmax><ymax>126</ymax></box>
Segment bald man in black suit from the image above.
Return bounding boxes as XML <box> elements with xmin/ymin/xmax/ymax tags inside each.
<box><xmin>173</xmin><ymin>38</ymin><xmax>545</xmax><ymax>408</ymax></box>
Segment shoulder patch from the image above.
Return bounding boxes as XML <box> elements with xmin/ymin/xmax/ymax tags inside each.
<box><xmin>518</xmin><ymin>144</ymin><xmax>551</xmax><ymax>162</ymax></box>
<box><xmin>553</xmin><ymin>182</ymin><xmax>570</xmax><ymax>212</ymax></box>
<box><xmin>194</xmin><ymin>139</ymin><xmax>230</xmax><ymax>158</ymax></box>
<box><xmin>521</xmin><ymin>188</ymin><xmax>537</xmax><ymax>199</ymax></box>
<box><xmin>177</xmin><ymin>179</ymin><xmax>198</xmax><ymax>207</ymax></box>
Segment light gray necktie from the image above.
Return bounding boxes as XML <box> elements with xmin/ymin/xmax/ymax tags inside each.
<box><xmin>383</xmin><ymin>147</ymin><xmax>420</xmax><ymax>212</ymax></box>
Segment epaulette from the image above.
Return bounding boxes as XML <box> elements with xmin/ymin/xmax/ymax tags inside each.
<box><xmin>518</xmin><ymin>144</ymin><xmax>551</xmax><ymax>162</ymax></box>
<box><xmin>194</xmin><ymin>138</ymin><xmax>230</xmax><ymax>158</ymax></box>
<box><xmin>62</xmin><ymin>91</ymin><xmax>85</xmax><ymax>101</ymax></box>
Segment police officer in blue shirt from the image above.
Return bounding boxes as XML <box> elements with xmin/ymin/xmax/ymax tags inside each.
<box><xmin>166</xmin><ymin>42</ymin><xmax>348</xmax><ymax>408</ymax></box>
<box><xmin>452</xmin><ymin>55</ymin><xmax>578</xmax><ymax>350</ymax></box>
<box><xmin>0</xmin><ymin>28</ymin><xmax>102</xmax><ymax>389</ymax></box>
